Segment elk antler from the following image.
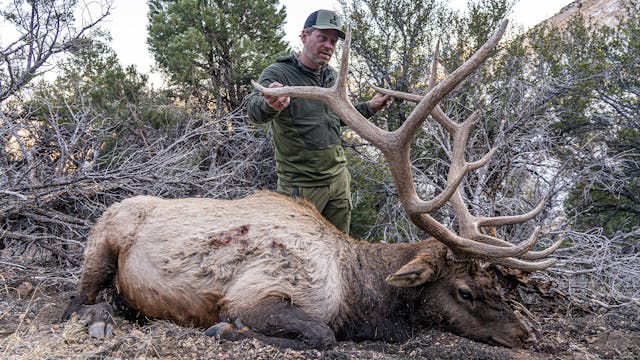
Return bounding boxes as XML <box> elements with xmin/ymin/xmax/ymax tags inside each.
<box><xmin>251</xmin><ymin>21</ymin><xmax>561</xmax><ymax>271</ymax></box>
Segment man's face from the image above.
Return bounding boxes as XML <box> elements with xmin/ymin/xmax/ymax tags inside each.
<box><xmin>301</xmin><ymin>28</ymin><xmax>339</xmax><ymax>68</ymax></box>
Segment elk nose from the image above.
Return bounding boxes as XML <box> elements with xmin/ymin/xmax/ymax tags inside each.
<box><xmin>520</xmin><ymin>328</ymin><xmax>538</xmax><ymax>346</ymax></box>
<box><xmin>514</xmin><ymin>312</ymin><xmax>540</xmax><ymax>347</ymax></box>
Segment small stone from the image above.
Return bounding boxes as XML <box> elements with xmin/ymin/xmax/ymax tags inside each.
<box><xmin>130</xmin><ymin>329</ymin><xmax>146</xmax><ymax>338</ymax></box>
<box><xmin>17</xmin><ymin>282</ymin><xmax>34</xmax><ymax>298</ymax></box>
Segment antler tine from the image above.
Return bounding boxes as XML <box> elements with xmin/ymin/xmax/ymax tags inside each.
<box><xmin>250</xmin><ymin>80</ymin><xmax>333</xmax><ymax>101</ymax></box>
<box><xmin>409</xmin><ymin>214</ymin><xmax>542</xmax><ymax>258</ymax></box>
<box><xmin>489</xmin><ymin>257</ymin><xmax>557</xmax><ymax>271</ymax></box>
<box><xmin>335</xmin><ymin>22</ymin><xmax>351</xmax><ymax>95</ymax></box>
<box><xmin>370</xmin><ymin>86</ymin><xmax>458</xmax><ymax>133</ymax></box>
<box><xmin>473</xmin><ymin>234</ymin><xmax>562</xmax><ymax>261</ymax></box>
<box><xmin>428</xmin><ymin>39</ymin><xmax>440</xmax><ymax>88</ymax></box>
<box><xmin>468</xmin><ymin>230</ymin><xmax>562</xmax><ymax>262</ymax></box>
<box><xmin>478</xmin><ymin>197</ymin><xmax>547</xmax><ymax>228</ymax></box>
<box><xmin>519</xmin><ymin>239</ymin><xmax>563</xmax><ymax>260</ymax></box>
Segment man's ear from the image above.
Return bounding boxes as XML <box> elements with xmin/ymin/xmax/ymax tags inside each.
<box><xmin>385</xmin><ymin>259</ymin><xmax>436</xmax><ymax>287</ymax></box>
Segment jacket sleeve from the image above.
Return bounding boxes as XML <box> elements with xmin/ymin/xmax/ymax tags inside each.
<box><xmin>355</xmin><ymin>101</ymin><xmax>375</xmax><ymax>119</ymax></box>
<box><xmin>246</xmin><ymin>67</ymin><xmax>281</xmax><ymax>124</ymax></box>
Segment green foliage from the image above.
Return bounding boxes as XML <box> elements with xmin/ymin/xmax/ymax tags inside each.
<box><xmin>528</xmin><ymin>17</ymin><xmax>602</xmax><ymax>141</ymax></box>
<box><xmin>441</xmin><ymin>0</ymin><xmax>514</xmax><ymax>72</ymax></box>
<box><xmin>548</xmin><ymin>10</ymin><xmax>640</xmax><ymax>238</ymax></box>
<box><xmin>146</xmin><ymin>0</ymin><xmax>288</xmax><ymax>111</ymax></box>
<box><xmin>567</xmin><ymin>177</ymin><xmax>640</xmax><ymax>236</ymax></box>
<box><xmin>348</xmin><ymin>147</ymin><xmax>388</xmax><ymax>241</ymax></box>
<box><xmin>57</xmin><ymin>43</ymin><xmax>149</xmax><ymax>118</ymax></box>
<box><xmin>30</xmin><ymin>41</ymin><xmax>151</xmax><ymax>124</ymax></box>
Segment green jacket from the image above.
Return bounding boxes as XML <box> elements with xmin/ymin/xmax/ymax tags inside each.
<box><xmin>246</xmin><ymin>54</ymin><xmax>374</xmax><ymax>186</ymax></box>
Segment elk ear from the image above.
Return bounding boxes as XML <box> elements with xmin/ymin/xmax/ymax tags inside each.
<box><xmin>385</xmin><ymin>260</ymin><xmax>436</xmax><ymax>287</ymax></box>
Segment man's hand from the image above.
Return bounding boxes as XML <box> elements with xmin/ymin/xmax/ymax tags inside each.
<box><xmin>262</xmin><ymin>82</ymin><xmax>290</xmax><ymax>111</ymax></box>
<box><xmin>367</xmin><ymin>93</ymin><xmax>393</xmax><ymax>113</ymax></box>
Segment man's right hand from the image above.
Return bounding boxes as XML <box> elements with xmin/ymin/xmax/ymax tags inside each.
<box><xmin>262</xmin><ymin>82</ymin><xmax>290</xmax><ymax>111</ymax></box>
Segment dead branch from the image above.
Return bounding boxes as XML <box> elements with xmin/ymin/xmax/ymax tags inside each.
<box><xmin>1</xmin><ymin>93</ymin><xmax>275</xmax><ymax>266</ymax></box>
<box><xmin>0</xmin><ymin>0</ymin><xmax>114</xmax><ymax>101</ymax></box>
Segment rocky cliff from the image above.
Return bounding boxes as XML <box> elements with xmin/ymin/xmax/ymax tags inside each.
<box><xmin>545</xmin><ymin>0</ymin><xmax>631</xmax><ymax>27</ymax></box>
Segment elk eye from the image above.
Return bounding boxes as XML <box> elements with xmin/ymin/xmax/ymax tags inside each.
<box><xmin>458</xmin><ymin>288</ymin><xmax>474</xmax><ymax>302</ymax></box>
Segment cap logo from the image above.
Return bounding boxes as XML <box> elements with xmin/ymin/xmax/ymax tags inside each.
<box><xmin>329</xmin><ymin>15</ymin><xmax>338</xmax><ymax>26</ymax></box>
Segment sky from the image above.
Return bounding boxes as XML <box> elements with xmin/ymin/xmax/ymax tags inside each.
<box><xmin>103</xmin><ymin>0</ymin><xmax>574</xmax><ymax>87</ymax></box>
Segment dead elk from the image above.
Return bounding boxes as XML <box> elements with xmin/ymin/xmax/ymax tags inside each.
<box><xmin>63</xmin><ymin>21</ymin><xmax>560</xmax><ymax>349</ymax></box>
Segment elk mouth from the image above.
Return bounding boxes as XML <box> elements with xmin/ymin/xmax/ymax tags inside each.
<box><xmin>489</xmin><ymin>331</ymin><xmax>535</xmax><ymax>349</ymax></box>
<box><xmin>489</xmin><ymin>335</ymin><xmax>520</xmax><ymax>348</ymax></box>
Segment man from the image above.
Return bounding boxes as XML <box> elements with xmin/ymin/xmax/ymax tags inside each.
<box><xmin>246</xmin><ymin>9</ymin><xmax>390</xmax><ymax>234</ymax></box>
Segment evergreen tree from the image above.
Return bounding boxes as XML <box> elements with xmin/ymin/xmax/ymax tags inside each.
<box><xmin>22</xmin><ymin>40</ymin><xmax>165</xmax><ymax>176</ymax></box>
<box><xmin>147</xmin><ymin>0</ymin><xmax>288</xmax><ymax>114</ymax></box>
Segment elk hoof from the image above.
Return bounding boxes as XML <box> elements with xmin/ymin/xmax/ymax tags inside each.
<box><xmin>88</xmin><ymin>321</ymin><xmax>114</xmax><ymax>339</ymax></box>
<box><xmin>78</xmin><ymin>302</ymin><xmax>115</xmax><ymax>339</ymax></box>
<box><xmin>204</xmin><ymin>320</ymin><xmax>248</xmax><ymax>341</ymax></box>
<box><xmin>204</xmin><ymin>322</ymin><xmax>233</xmax><ymax>338</ymax></box>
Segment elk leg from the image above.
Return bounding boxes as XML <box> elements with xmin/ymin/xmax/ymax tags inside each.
<box><xmin>62</xmin><ymin>292</ymin><xmax>89</xmax><ymax>321</ymax></box>
<box><xmin>62</xmin><ymin>231</ymin><xmax>117</xmax><ymax>321</ymax></box>
<box><xmin>208</xmin><ymin>297</ymin><xmax>337</xmax><ymax>349</ymax></box>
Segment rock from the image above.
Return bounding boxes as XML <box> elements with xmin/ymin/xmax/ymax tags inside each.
<box><xmin>17</xmin><ymin>281</ymin><xmax>34</xmax><ymax>298</ymax></box>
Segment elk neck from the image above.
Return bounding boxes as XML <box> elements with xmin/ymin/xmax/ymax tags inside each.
<box><xmin>329</xmin><ymin>239</ymin><xmax>449</xmax><ymax>342</ymax></box>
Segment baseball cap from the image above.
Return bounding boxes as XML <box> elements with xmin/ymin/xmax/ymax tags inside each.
<box><xmin>303</xmin><ymin>9</ymin><xmax>345</xmax><ymax>40</ymax></box>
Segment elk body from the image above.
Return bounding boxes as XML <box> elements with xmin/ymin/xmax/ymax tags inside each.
<box><xmin>64</xmin><ymin>21</ymin><xmax>560</xmax><ymax>349</ymax></box>
<box><xmin>65</xmin><ymin>191</ymin><xmax>534</xmax><ymax>348</ymax></box>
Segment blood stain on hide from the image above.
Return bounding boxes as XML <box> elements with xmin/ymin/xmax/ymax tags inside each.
<box><xmin>271</xmin><ymin>241</ymin><xmax>286</xmax><ymax>249</ymax></box>
<box><xmin>207</xmin><ymin>225</ymin><xmax>250</xmax><ymax>247</ymax></box>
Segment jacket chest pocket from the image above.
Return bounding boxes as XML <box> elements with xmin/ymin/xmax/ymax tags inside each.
<box><xmin>288</xmin><ymin>99</ymin><xmax>341</xmax><ymax>149</ymax></box>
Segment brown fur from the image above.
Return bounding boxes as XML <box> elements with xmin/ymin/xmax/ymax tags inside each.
<box><xmin>64</xmin><ymin>191</ymin><xmax>535</xmax><ymax>348</ymax></box>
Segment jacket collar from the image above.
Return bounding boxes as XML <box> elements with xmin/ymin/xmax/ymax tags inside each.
<box><xmin>277</xmin><ymin>52</ymin><xmax>329</xmax><ymax>76</ymax></box>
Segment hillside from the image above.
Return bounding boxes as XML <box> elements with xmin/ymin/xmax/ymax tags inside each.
<box><xmin>545</xmin><ymin>0</ymin><xmax>630</xmax><ymax>27</ymax></box>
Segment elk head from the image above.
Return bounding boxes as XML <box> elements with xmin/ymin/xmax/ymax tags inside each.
<box><xmin>385</xmin><ymin>239</ymin><xmax>537</xmax><ymax>347</ymax></box>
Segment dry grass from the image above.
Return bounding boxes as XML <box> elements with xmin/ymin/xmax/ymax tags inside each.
<box><xmin>1</xmin><ymin>262</ymin><xmax>639</xmax><ymax>360</ymax></box>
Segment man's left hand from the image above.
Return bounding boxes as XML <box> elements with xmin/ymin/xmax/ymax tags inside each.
<box><xmin>368</xmin><ymin>93</ymin><xmax>393</xmax><ymax>113</ymax></box>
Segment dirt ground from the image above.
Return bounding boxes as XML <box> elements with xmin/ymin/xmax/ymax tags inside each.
<box><xmin>1</xmin><ymin>263</ymin><xmax>639</xmax><ymax>359</ymax></box>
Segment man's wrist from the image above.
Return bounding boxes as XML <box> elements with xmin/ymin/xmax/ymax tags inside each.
<box><xmin>367</xmin><ymin>100</ymin><xmax>381</xmax><ymax>114</ymax></box>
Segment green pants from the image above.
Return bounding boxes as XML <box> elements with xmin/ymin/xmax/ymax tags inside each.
<box><xmin>277</xmin><ymin>170</ymin><xmax>352</xmax><ymax>235</ymax></box>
